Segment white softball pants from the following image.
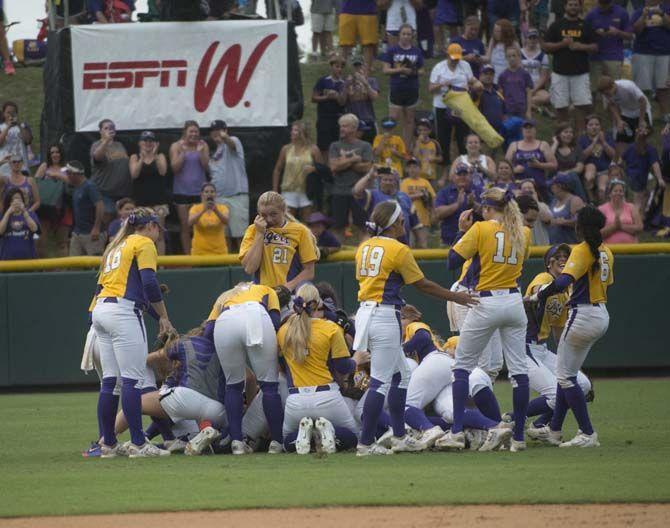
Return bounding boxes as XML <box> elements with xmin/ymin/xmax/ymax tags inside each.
<box><xmin>214</xmin><ymin>302</ymin><xmax>279</xmax><ymax>385</ymax></box>
<box><xmin>434</xmin><ymin>367</ymin><xmax>493</xmax><ymax>423</ymax></box>
<box><xmin>455</xmin><ymin>292</ymin><xmax>528</xmax><ymax>377</ymax></box>
<box><xmin>242</xmin><ymin>373</ymin><xmax>289</xmax><ymax>440</ymax></box>
<box><xmin>158</xmin><ymin>386</ymin><xmax>227</xmax><ymax>428</ymax></box>
<box><xmin>92</xmin><ymin>298</ymin><xmax>148</xmax><ymax>387</ymax></box>
<box><xmin>405</xmin><ymin>351</ymin><xmax>455</xmax><ymax>410</ymax></box>
<box><xmin>556</xmin><ymin>304</ymin><xmax>609</xmax><ymax>384</ymax></box>
<box><xmin>282</xmin><ymin>384</ymin><xmax>360</xmax><ymax>437</ymax></box>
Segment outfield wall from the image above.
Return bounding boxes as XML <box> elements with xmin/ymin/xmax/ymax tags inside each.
<box><xmin>1</xmin><ymin>250</ymin><xmax>669</xmax><ymax>387</ymax></box>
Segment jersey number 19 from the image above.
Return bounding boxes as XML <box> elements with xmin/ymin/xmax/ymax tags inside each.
<box><xmin>359</xmin><ymin>246</ymin><xmax>385</xmax><ymax>277</ymax></box>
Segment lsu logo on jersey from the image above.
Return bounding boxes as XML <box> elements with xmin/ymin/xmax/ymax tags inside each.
<box><xmin>545</xmin><ymin>296</ymin><xmax>564</xmax><ymax>319</ymax></box>
<box><xmin>264</xmin><ymin>232</ymin><xmax>290</xmax><ymax>246</ymax></box>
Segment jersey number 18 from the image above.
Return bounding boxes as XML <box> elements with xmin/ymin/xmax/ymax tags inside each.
<box><xmin>359</xmin><ymin>246</ymin><xmax>385</xmax><ymax>277</ymax></box>
<box><xmin>103</xmin><ymin>242</ymin><xmax>127</xmax><ymax>274</ymax></box>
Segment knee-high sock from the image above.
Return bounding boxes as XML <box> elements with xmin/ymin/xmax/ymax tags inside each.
<box><xmin>283</xmin><ymin>431</ymin><xmax>298</xmax><ymax>452</ymax></box>
<box><xmin>463</xmin><ymin>409</ymin><xmax>499</xmax><ymax>430</ymax></box>
<box><xmin>259</xmin><ymin>381</ymin><xmax>284</xmax><ymax>443</ymax></box>
<box><xmin>472</xmin><ymin>387</ymin><xmax>502</xmax><ymax>422</ymax></box>
<box><xmin>427</xmin><ymin>415</ymin><xmax>449</xmax><ymax>430</ymax></box>
<box><xmin>550</xmin><ymin>383</ymin><xmax>570</xmax><ymax>432</ymax></box>
<box><xmin>360</xmin><ymin>381</ymin><xmax>386</xmax><ymax>445</ymax></box>
<box><xmin>451</xmin><ymin>369</ymin><xmax>470</xmax><ymax>434</ymax></box>
<box><xmin>334</xmin><ymin>427</ymin><xmax>358</xmax><ymax>450</ymax></box>
<box><xmin>98</xmin><ymin>377</ymin><xmax>119</xmax><ymax>447</ymax></box>
<box><xmin>121</xmin><ymin>377</ymin><xmax>145</xmax><ymax>446</ymax></box>
<box><xmin>533</xmin><ymin>410</ymin><xmax>553</xmax><ymax>428</ymax></box>
<box><xmin>563</xmin><ymin>376</ymin><xmax>594</xmax><ymax>435</ymax></box>
<box><xmin>527</xmin><ymin>396</ymin><xmax>551</xmax><ymax>418</ymax></box>
<box><xmin>511</xmin><ymin>374</ymin><xmax>529</xmax><ymax>442</ymax></box>
<box><xmin>224</xmin><ymin>381</ymin><xmax>245</xmax><ymax>441</ymax></box>
<box><xmin>405</xmin><ymin>405</ymin><xmax>434</xmax><ymax>431</ymax></box>
<box><xmin>387</xmin><ymin>384</ymin><xmax>407</xmax><ymax>437</ymax></box>
<box><xmin>150</xmin><ymin>416</ymin><xmax>175</xmax><ymax>441</ymax></box>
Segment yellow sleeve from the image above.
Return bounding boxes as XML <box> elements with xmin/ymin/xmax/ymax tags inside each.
<box><xmin>238</xmin><ymin>225</ymin><xmax>257</xmax><ymax>261</ymax></box>
<box><xmin>266</xmin><ymin>287</ymin><xmax>280</xmax><ymax>312</ymax></box>
<box><xmin>372</xmin><ymin>135</ymin><xmax>382</xmax><ymax>149</ymax></box>
<box><xmin>395</xmin><ymin>137</ymin><xmax>407</xmax><ymax>156</ymax></box>
<box><xmin>190</xmin><ymin>203</ymin><xmax>203</xmax><ymax>216</ymax></box>
<box><xmin>135</xmin><ymin>238</ymin><xmax>158</xmax><ymax>271</ymax></box>
<box><xmin>606</xmin><ymin>248</ymin><xmax>614</xmax><ymax>286</ymax></box>
<box><xmin>399</xmin><ymin>179</ymin><xmax>410</xmax><ymax>194</ymax></box>
<box><xmin>563</xmin><ymin>244</ymin><xmax>590</xmax><ymax>281</ymax></box>
<box><xmin>217</xmin><ymin>204</ymin><xmax>229</xmax><ymax>217</ymax></box>
<box><xmin>425</xmin><ymin>180</ymin><xmax>436</xmax><ymax>199</ymax></box>
<box><xmin>329</xmin><ymin>325</ymin><xmax>350</xmax><ymax>360</ymax></box>
<box><xmin>206</xmin><ymin>303</ymin><xmax>220</xmax><ymax>322</ymax></box>
<box><xmin>525</xmin><ymin>272</ymin><xmax>553</xmax><ymax>297</ymax></box>
<box><xmin>452</xmin><ymin>222</ymin><xmax>481</xmax><ymax>260</ymax></box>
<box><xmin>298</xmin><ymin>225</ymin><xmax>318</xmax><ymax>264</ymax></box>
<box><xmin>397</xmin><ymin>245</ymin><xmax>424</xmax><ymax>285</ymax></box>
<box><xmin>276</xmin><ymin>325</ymin><xmax>286</xmax><ymax>357</ymax></box>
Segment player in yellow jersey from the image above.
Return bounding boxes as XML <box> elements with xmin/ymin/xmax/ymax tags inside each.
<box><xmin>240</xmin><ymin>191</ymin><xmax>319</xmax><ymax>291</ymax></box>
<box><xmin>278</xmin><ymin>284</ymin><xmax>370</xmax><ymax>455</ymax></box>
<box><xmin>353</xmin><ymin>200</ymin><xmax>477</xmax><ymax>456</ymax></box>
<box><xmin>445</xmin><ymin>187</ymin><xmax>531</xmax><ymax>452</ymax></box>
<box><xmin>399</xmin><ymin>157</ymin><xmax>435</xmax><ymax>248</ymax></box>
<box><xmin>533</xmin><ymin>206</ymin><xmax>613</xmax><ymax>448</ymax></box>
<box><xmin>92</xmin><ymin>208</ymin><xmax>176</xmax><ymax>459</ymax></box>
<box><xmin>210</xmin><ymin>282</ymin><xmax>284</xmax><ymax>455</ymax></box>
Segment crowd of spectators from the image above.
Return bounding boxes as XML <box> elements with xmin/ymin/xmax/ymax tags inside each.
<box><xmin>3</xmin><ymin>0</ymin><xmax>670</xmax><ymax>261</ymax></box>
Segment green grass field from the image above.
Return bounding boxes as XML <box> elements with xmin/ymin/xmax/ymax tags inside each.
<box><xmin>1</xmin><ymin>379</ymin><xmax>668</xmax><ymax>518</ymax></box>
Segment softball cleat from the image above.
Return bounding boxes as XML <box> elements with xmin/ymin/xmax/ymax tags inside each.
<box><xmin>479</xmin><ymin>426</ymin><xmax>513</xmax><ymax>452</ymax></box>
<box><xmin>185</xmin><ymin>427</ymin><xmax>220</xmax><ymax>456</ymax></box>
<box><xmin>267</xmin><ymin>440</ymin><xmax>284</xmax><ymax>454</ymax></box>
<box><xmin>465</xmin><ymin>429</ymin><xmax>487</xmax><ymax>451</ymax></box>
<box><xmin>420</xmin><ymin>426</ymin><xmax>445</xmax><ymax>448</ymax></box>
<box><xmin>435</xmin><ymin>430</ymin><xmax>466</xmax><ymax>450</ymax></box>
<box><xmin>164</xmin><ymin>438</ymin><xmax>188</xmax><ymax>453</ymax></box>
<box><xmin>127</xmin><ymin>442</ymin><xmax>171</xmax><ymax>458</ymax></box>
<box><xmin>559</xmin><ymin>431</ymin><xmax>600</xmax><ymax>448</ymax></box>
<box><xmin>231</xmin><ymin>440</ymin><xmax>253</xmax><ymax>455</ymax></box>
<box><xmin>100</xmin><ymin>442</ymin><xmax>129</xmax><ymax>458</ymax></box>
<box><xmin>296</xmin><ymin>417</ymin><xmax>314</xmax><ymax>455</ymax></box>
<box><xmin>390</xmin><ymin>434</ymin><xmax>426</xmax><ymax>453</ymax></box>
<box><xmin>314</xmin><ymin>417</ymin><xmax>337</xmax><ymax>454</ymax></box>
<box><xmin>528</xmin><ymin>425</ymin><xmax>562</xmax><ymax>445</ymax></box>
<box><xmin>356</xmin><ymin>443</ymin><xmax>393</xmax><ymax>456</ymax></box>
<box><xmin>510</xmin><ymin>439</ymin><xmax>527</xmax><ymax>452</ymax></box>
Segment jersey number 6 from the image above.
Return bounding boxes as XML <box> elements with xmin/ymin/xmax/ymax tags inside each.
<box><xmin>359</xmin><ymin>246</ymin><xmax>385</xmax><ymax>277</ymax></box>
<box><xmin>599</xmin><ymin>251</ymin><xmax>610</xmax><ymax>282</ymax></box>
<box><xmin>492</xmin><ymin>232</ymin><xmax>518</xmax><ymax>265</ymax></box>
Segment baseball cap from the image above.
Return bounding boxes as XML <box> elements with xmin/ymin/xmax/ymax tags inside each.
<box><xmin>139</xmin><ymin>130</ymin><xmax>156</xmax><ymax>141</ymax></box>
<box><xmin>406</xmin><ymin>157</ymin><xmax>419</xmax><ymax>165</ymax></box>
<box><xmin>358</xmin><ymin>119</ymin><xmax>372</xmax><ymax>131</ymax></box>
<box><xmin>328</xmin><ymin>53</ymin><xmax>346</xmax><ymax>65</ymax></box>
<box><xmin>549</xmin><ymin>173</ymin><xmax>573</xmax><ymax>188</ymax></box>
<box><xmin>481</xmin><ymin>64</ymin><xmax>495</xmax><ymax>74</ymax></box>
<box><xmin>447</xmin><ymin>43</ymin><xmax>463</xmax><ymax>60</ymax></box>
<box><xmin>351</xmin><ymin>55</ymin><xmax>364</xmax><ymax>65</ymax></box>
<box><xmin>455</xmin><ymin>163</ymin><xmax>470</xmax><ymax>174</ymax></box>
<box><xmin>64</xmin><ymin>160</ymin><xmax>85</xmax><ymax>174</ymax></box>
<box><xmin>544</xmin><ymin>244</ymin><xmax>571</xmax><ymax>269</ymax></box>
<box><xmin>305</xmin><ymin>212</ymin><xmax>333</xmax><ymax>226</ymax></box>
<box><xmin>417</xmin><ymin>117</ymin><xmax>432</xmax><ymax>128</ymax></box>
<box><xmin>522</xmin><ymin>119</ymin><xmax>536</xmax><ymax>128</ymax></box>
<box><xmin>527</xmin><ymin>28</ymin><xmax>540</xmax><ymax>38</ymax></box>
<box><xmin>210</xmin><ymin>120</ymin><xmax>228</xmax><ymax>131</ymax></box>
<box><xmin>381</xmin><ymin>117</ymin><xmax>397</xmax><ymax>129</ymax></box>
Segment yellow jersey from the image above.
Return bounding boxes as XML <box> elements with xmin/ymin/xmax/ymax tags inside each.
<box><xmin>97</xmin><ymin>234</ymin><xmax>158</xmax><ymax>307</ymax></box>
<box><xmin>400</xmin><ymin>176</ymin><xmax>436</xmax><ymax>227</ymax></box>
<box><xmin>413</xmin><ymin>137</ymin><xmax>440</xmax><ymax>180</ymax></box>
<box><xmin>239</xmin><ymin>221</ymin><xmax>318</xmax><ymax>287</ymax></box>
<box><xmin>277</xmin><ymin>318</ymin><xmax>350</xmax><ymax>387</ymax></box>
<box><xmin>372</xmin><ymin>134</ymin><xmax>407</xmax><ymax>177</ymax></box>
<box><xmin>190</xmin><ymin>203</ymin><xmax>229</xmax><ymax>256</ymax></box>
<box><xmin>403</xmin><ymin>321</ymin><xmax>443</xmax><ymax>362</ymax></box>
<box><xmin>207</xmin><ymin>284</ymin><xmax>280</xmax><ymax>322</ymax></box>
<box><xmin>356</xmin><ymin>236</ymin><xmax>424</xmax><ymax>305</ymax></box>
<box><xmin>563</xmin><ymin>242</ymin><xmax>614</xmax><ymax>305</ymax></box>
<box><xmin>452</xmin><ymin>221</ymin><xmax>531</xmax><ymax>291</ymax></box>
<box><xmin>525</xmin><ymin>272</ymin><xmax>568</xmax><ymax>343</ymax></box>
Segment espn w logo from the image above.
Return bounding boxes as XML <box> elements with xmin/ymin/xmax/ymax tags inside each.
<box><xmin>83</xmin><ymin>60</ymin><xmax>188</xmax><ymax>89</ymax></box>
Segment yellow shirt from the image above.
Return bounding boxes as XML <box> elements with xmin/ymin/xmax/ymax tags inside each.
<box><xmin>413</xmin><ymin>138</ymin><xmax>440</xmax><ymax>180</ymax></box>
<box><xmin>97</xmin><ymin>234</ymin><xmax>158</xmax><ymax>306</ymax></box>
<box><xmin>372</xmin><ymin>134</ymin><xmax>407</xmax><ymax>177</ymax></box>
<box><xmin>207</xmin><ymin>283</ymin><xmax>280</xmax><ymax>322</ymax></box>
<box><xmin>452</xmin><ymin>221</ymin><xmax>531</xmax><ymax>291</ymax></box>
<box><xmin>277</xmin><ymin>318</ymin><xmax>350</xmax><ymax>387</ymax></box>
<box><xmin>525</xmin><ymin>272</ymin><xmax>568</xmax><ymax>343</ymax></box>
<box><xmin>281</xmin><ymin>144</ymin><xmax>312</xmax><ymax>193</ymax></box>
<box><xmin>400</xmin><ymin>176</ymin><xmax>436</xmax><ymax>227</ymax></box>
<box><xmin>356</xmin><ymin>236</ymin><xmax>424</xmax><ymax>305</ymax></box>
<box><xmin>190</xmin><ymin>203</ymin><xmax>229</xmax><ymax>256</ymax></box>
<box><xmin>563</xmin><ymin>242</ymin><xmax>614</xmax><ymax>305</ymax></box>
<box><xmin>239</xmin><ymin>221</ymin><xmax>318</xmax><ymax>287</ymax></box>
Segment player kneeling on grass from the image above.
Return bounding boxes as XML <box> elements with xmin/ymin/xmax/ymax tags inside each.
<box><xmin>278</xmin><ymin>284</ymin><xmax>369</xmax><ymax>454</ymax></box>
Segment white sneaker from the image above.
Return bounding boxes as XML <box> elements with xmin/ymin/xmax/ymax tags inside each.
<box><xmin>510</xmin><ymin>439</ymin><xmax>527</xmax><ymax>452</ymax></box>
<box><xmin>376</xmin><ymin>427</ymin><xmax>394</xmax><ymax>448</ymax></box>
<box><xmin>529</xmin><ymin>425</ymin><xmax>562</xmax><ymax>446</ymax></box>
<box><xmin>231</xmin><ymin>439</ymin><xmax>253</xmax><ymax>455</ymax></box>
<box><xmin>501</xmin><ymin>412</ymin><xmax>513</xmax><ymax>424</ymax></box>
<box><xmin>465</xmin><ymin>429</ymin><xmax>487</xmax><ymax>451</ymax></box>
<box><xmin>314</xmin><ymin>417</ymin><xmax>337</xmax><ymax>454</ymax></box>
<box><xmin>435</xmin><ymin>430</ymin><xmax>466</xmax><ymax>450</ymax></box>
<box><xmin>356</xmin><ymin>443</ymin><xmax>393</xmax><ymax>456</ymax></box>
<box><xmin>127</xmin><ymin>442</ymin><xmax>171</xmax><ymax>458</ymax></box>
<box><xmin>267</xmin><ymin>440</ymin><xmax>284</xmax><ymax>454</ymax></box>
<box><xmin>390</xmin><ymin>434</ymin><xmax>426</xmax><ymax>453</ymax></box>
<box><xmin>100</xmin><ymin>442</ymin><xmax>129</xmax><ymax>458</ymax></box>
<box><xmin>479</xmin><ymin>426</ymin><xmax>513</xmax><ymax>452</ymax></box>
<box><xmin>185</xmin><ymin>427</ymin><xmax>220</xmax><ymax>456</ymax></box>
<box><xmin>296</xmin><ymin>417</ymin><xmax>314</xmax><ymax>455</ymax></box>
<box><xmin>560</xmin><ymin>431</ymin><xmax>600</xmax><ymax>448</ymax></box>
<box><xmin>164</xmin><ymin>438</ymin><xmax>188</xmax><ymax>453</ymax></box>
<box><xmin>420</xmin><ymin>426</ymin><xmax>445</xmax><ymax>448</ymax></box>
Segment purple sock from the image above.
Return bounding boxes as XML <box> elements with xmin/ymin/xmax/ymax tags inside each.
<box><xmin>451</xmin><ymin>369</ymin><xmax>470</xmax><ymax>434</ymax></box>
<box><xmin>551</xmin><ymin>383</ymin><xmax>569</xmax><ymax>432</ymax></box>
<box><xmin>405</xmin><ymin>405</ymin><xmax>435</xmax><ymax>431</ymax></box>
<box><xmin>283</xmin><ymin>431</ymin><xmax>298</xmax><ymax>452</ymax></box>
<box><xmin>533</xmin><ymin>410</ymin><xmax>553</xmax><ymax>428</ymax></box>
<box><xmin>121</xmin><ymin>377</ymin><xmax>145</xmax><ymax>446</ymax></box>
<box><xmin>360</xmin><ymin>382</ymin><xmax>386</xmax><ymax>445</ymax></box>
<box><xmin>427</xmin><ymin>415</ymin><xmax>449</xmax><ymax>430</ymax></box>
<box><xmin>260</xmin><ymin>381</ymin><xmax>284</xmax><ymax>443</ymax></box>
<box><xmin>224</xmin><ymin>381</ymin><xmax>245</xmax><ymax>441</ymax></box>
<box><xmin>150</xmin><ymin>417</ymin><xmax>175</xmax><ymax>441</ymax></box>
<box><xmin>472</xmin><ymin>387</ymin><xmax>502</xmax><ymax>421</ymax></box>
<box><xmin>527</xmin><ymin>396</ymin><xmax>551</xmax><ymax>418</ymax></box>
<box><xmin>145</xmin><ymin>421</ymin><xmax>160</xmax><ymax>440</ymax></box>
<box><xmin>334</xmin><ymin>427</ymin><xmax>358</xmax><ymax>450</ymax></box>
<box><xmin>563</xmin><ymin>377</ymin><xmax>594</xmax><ymax>435</ymax></box>
<box><xmin>511</xmin><ymin>374</ymin><xmax>529</xmax><ymax>442</ymax></box>
<box><xmin>387</xmin><ymin>385</ymin><xmax>407</xmax><ymax>437</ymax></box>
<box><xmin>98</xmin><ymin>377</ymin><xmax>119</xmax><ymax>446</ymax></box>
<box><xmin>378</xmin><ymin>409</ymin><xmax>391</xmax><ymax>430</ymax></box>
<box><xmin>463</xmin><ymin>409</ymin><xmax>498</xmax><ymax>430</ymax></box>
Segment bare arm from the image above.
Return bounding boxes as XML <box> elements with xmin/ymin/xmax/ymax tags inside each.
<box><xmin>621</xmin><ymin>205</ymin><xmax>644</xmax><ymax>235</ymax></box>
<box><xmin>92</xmin><ymin>140</ymin><xmax>111</xmax><ymax>162</ymax></box>
<box><xmin>0</xmin><ymin>208</ymin><xmax>12</xmax><ymax>235</ymax></box>
<box><xmin>285</xmin><ymin>260</ymin><xmax>316</xmax><ymax>292</ymax></box>
<box><xmin>188</xmin><ymin>206</ymin><xmax>207</xmax><ymax>228</ymax></box>
<box><xmin>28</xmin><ymin>178</ymin><xmax>40</xmax><ymax>213</ymax></box>
<box><xmin>129</xmin><ymin>154</ymin><xmax>142</xmax><ymax>179</ymax></box>
<box><xmin>35</xmin><ymin>162</ymin><xmax>47</xmax><ymax>179</ymax></box>
<box><xmin>22</xmin><ymin>209</ymin><xmax>38</xmax><ymax>232</ymax></box>
<box><xmin>170</xmin><ymin>142</ymin><xmax>186</xmax><ymax>174</ymax></box>
<box><xmin>241</xmin><ymin>220</ymin><xmax>266</xmax><ymax>275</ymax></box>
<box><xmin>93</xmin><ymin>200</ymin><xmax>104</xmax><ymax>235</ymax></box>
<box><xmin>156</xmin><ymin>153</ymin><xmax>168</xmax><ymax>176</ymax></box>
<box><xmin>353</xmin><ymin>170</ymin><xmax>374</xmax><ymax>200</ymax></box>
<box><xmin>412</xmin><ymin>277</ymin><xmax>478</xmax><ymax>306</ymax></box>
<box><xmin>197</xmin><ymin>141</ymin><xmax>210</xmax><ymax>170</ymax></box>
<box><xmin>272</xmin><ymin>145</ymin><xmax>288</xmax><ymax>192</ymax></box>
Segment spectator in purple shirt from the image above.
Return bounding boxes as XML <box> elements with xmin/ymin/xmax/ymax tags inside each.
<box><xmin>578</xmin><ymin>114</ymin><xmax>616</xmax><ymax>203</ymax></box>
<box><xmin>0</xmin><ymin>188</ymin><xmax>39</xmax><ymax>260</ymax></box>
<box><xmin>434</xmin><ymin>163</ymin><xmax>483</xmax><ymax>245</ymax></box>
<box><xmin>450</xmin><ymin>16</ymin><xmax>486</xmax><ymax>78</ymax></box>
<box><xmin>622</xmin><ymin>121</ymin><xmax>665</xmax><ymax>213</ymax></box>
<box><xmin>477</xmin><ymin>64</ymin><xmax>505</xmax><ymax>134</ymax></box>
<box><xmin>498</xmin><ymin>47</ymin><xmax>533</xmax><ymax>120</ymax></box>
<box><xmin>312</xmin><ymin>54</ymin><xmax>347</xmax><ymax>158</ymax></box>
<box><xmin>306</xmin><ymin>212</ymin><xmax>341</xmax><ymax>258</ymax></box>
<box><xmin>585</xmin><ymin>0</ymin><xmax>633</xmax><ymax>90</ymax></box>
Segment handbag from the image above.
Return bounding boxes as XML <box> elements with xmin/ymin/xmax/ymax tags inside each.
<box><xmin>37</xmin><ymin>177</ymin><xmax>64</xmax><ymax>209</ymax></box>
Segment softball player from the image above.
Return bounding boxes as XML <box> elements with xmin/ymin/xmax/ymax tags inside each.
<box><xmin>354</xmin><ymin>200</ymin><xmax>477</xmax><ymax>456</ymax></box>
<box><xmin>240</xmin><ymin>191</ymin><xmax>319</xmax><ymax>291</ymax></box>
<box><xmin>445</xmin><ymin>188</ymin><xmax>531</xmax><ymax>452</ymax></box>
<box><xmin>211</xmin><ymin>282</ymin><xmax>283</xmax><ymax>455</ymax></box>
<box><xmin>533</xmin><ymin>206</ymin><xmax>613</xmax><ymax>448</ymax></box>
<box><xmin>92</xmin><ymin>208</ymin><xmax>176</xmax><ymax>458</ymax></box>
<box><xmin>278</xmin><ymin>284</ymin><xmax>368</xmax><ymax>454</ymax></box>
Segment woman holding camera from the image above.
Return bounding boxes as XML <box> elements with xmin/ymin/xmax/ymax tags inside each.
<box><xmin>0</xmin><ymin>102</ymin><xmax>32</xmax><ymax>178</ymax></box>
<box><xmin>188</xmin><ymin>183</ymin><xmax>229</xmax><ymax>256</ymax></box>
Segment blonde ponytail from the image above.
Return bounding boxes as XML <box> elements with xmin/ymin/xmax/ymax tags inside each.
<box><xmin>99</xmin><ymin>207</ymin><xmax>157</xmax><ymax>276</ymax></box>
<box><xmin>213</xmin><ymin>282</ymin><xmax>254</xmax><ymax>313</ymax></box>
<box><xmin>283</xmin><ymin>283</ymin><xmax>321</xmax><ymax>364</ymax></box>
<box><xmin>481</xmin><ymin>188</ymin><xmax>526</xmax><ymax>257</ymax></box>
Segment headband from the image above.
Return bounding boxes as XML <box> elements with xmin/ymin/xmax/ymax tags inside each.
<box><xmin>293</xmin><ymin>296</ymin><xmax>317</xmax><ymax>316</ymax></box>
<box><xmin>365</xmin><ymin>201</ymin><xmax>403</xmax><ymax>236</ymax></box>
<box><xmin>482</xmin><ymin>190</ymin><xmax>514</xmax><ymax>208</ymax></box>
<box><xmin>128</xmin><ymin>212</ymin><xmax>160</xmax><ymax>226</ymax></box>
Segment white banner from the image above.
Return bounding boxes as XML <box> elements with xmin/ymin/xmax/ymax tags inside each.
<box><xmin>70</xmin><ymin>21</ymin><xmax>288</xmax><ymax>132</ymax></box>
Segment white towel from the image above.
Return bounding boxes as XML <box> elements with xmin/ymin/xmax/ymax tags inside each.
<box><xmin>246</xmin><ymin>305</ymin><xmax>264</xmax><ymax>347</ymax></box>
<box><xmin>80</xmin><ymin>327</ymin><xmax>97</xmax><ymax>372</ymax></box>
<box><xmin>352</xmin><ymin>303</ymin><xmax>376</xmax><ymax>352</ymax></box>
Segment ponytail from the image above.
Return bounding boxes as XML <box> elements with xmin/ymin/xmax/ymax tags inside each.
<box><xmin>213</xmin><ymin>282</ymin><xmax>254</xmax><ymax>313</ymax></box>
<box><xmin>481</xmin><ymin>188</ymin><xmax>526</xmax><ymax>256</ymax></box>
<box><xmin>576</xmin><ymin>206</ymin><xmax>606</xmax><ymax>271</ymax></box>
<box><xmin>283</xmin><ymin>284</ymin><xmax>321</xmax><ymax>364</ymax></box>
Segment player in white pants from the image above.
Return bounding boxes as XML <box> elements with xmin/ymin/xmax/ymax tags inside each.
<box><xmin>445</xmin><ymin>188</ymin><xmax>531</xmax><ymax>452</ymax></box>
<box><xmin>92</xmin><ymin>208</ymin><xmax>176</xmax><ymax>459</ymax></box>
<box><xmin>241</xmin><ymin>373</ymin><xmax>290</xmax><ymax>450</ymax></box>
<box><xmin>354</xmin><ymin>200</ymin><xmax>476</xmax><ymax>456</ymax></box>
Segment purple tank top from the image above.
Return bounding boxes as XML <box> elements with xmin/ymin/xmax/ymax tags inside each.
<box><xmin>3</xmin><ymin>177</ymin><xmax>34</xmax><ymax>207</ymax></box>
<box><xmin>173</xmin><ymin>150</ymin><xmax>206</xmax><ymax>196</ymax></box>
<box><xmin>512</xmin><ymin>142</ymin><xmax>547</xmax><ymax>192</ymax></box>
